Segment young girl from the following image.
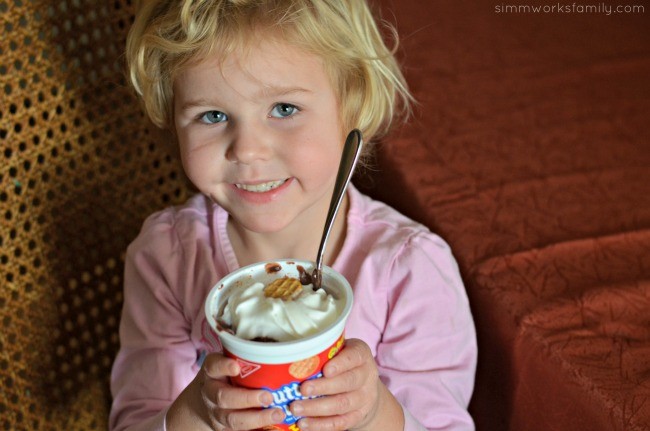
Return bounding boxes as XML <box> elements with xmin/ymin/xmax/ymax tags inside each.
<box><xmin>110</xmin><ymin>1</ymin><xmax>477</xmax><ymax>430</ymax></box>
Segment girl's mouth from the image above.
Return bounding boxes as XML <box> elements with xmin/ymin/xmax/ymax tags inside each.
<box><xmin>235</xmin><ymin>179</ymin><xmax>289</xmax><ymax>193</ymax></box>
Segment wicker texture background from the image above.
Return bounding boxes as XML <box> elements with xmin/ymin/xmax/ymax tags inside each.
<box><xmin>0</xmin><ymin>1</ymin><xmax>193</xmax><ymax>429</ymax></box>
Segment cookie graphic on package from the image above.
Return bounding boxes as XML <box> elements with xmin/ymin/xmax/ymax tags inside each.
<box><xmin>264</xmin><ymin>276</ymin><xmax>303</xmax><ymax>300</ymax></box>
<box><xmin>289</xmin><ymin>355</ymin><xmax>320</xmax><ymax>379</ymax></box>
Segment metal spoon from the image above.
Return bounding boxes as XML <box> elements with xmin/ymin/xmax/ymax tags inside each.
<box><xmin>312</xmin><ymin>129</ymin><xmax>363</xmax><ymax>290</ymax></box>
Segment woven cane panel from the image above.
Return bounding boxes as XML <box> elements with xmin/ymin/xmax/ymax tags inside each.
<box><xmin>0</xmin><ymin>1</ymin><xmax>194</xmax><ymax>429</ymax></box>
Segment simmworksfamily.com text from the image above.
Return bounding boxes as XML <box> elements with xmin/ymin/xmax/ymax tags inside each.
<box><xmin>495</xmin><ymin>2</ymin><xmax>644</xmax><ymax>15</ymax></box>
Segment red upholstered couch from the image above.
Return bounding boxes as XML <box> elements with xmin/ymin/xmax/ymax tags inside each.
<box><xmin>359</xmin><ymin>1</ymin><xmax>650</xmax><ymax>430</ymax></box>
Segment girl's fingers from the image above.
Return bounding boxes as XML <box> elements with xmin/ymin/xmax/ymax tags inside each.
<box><xmin>202</xmin><ymin>378</ymin><xmax>274</xmax><ymax>409</ymax></box>
<box><xmin>290</xmin><ymin>390</ymin><xmax>366</xmax><ymax>418</ymax></box>
<box><xmin>201</xmin><ymin>353</ymin><xmax>274</xmax><ymax>407</ymax></box>
<box><xmin>291</xmin><ymin>339</ymin><xmax>380</xmax><ymax>430</ymax></box>
<box><xmin>200</xmin><ymin>352</ymin><xmax>279</xmax><ymax>429</ymax></box>
<box><xmin>300</xmin><ymin>364</ymin><xmax>367</xmax><ymax>397</ymax></box>
<box><xmin>296</xmin><ymin>410</ymin><xmax>364</xmax><ymax>431</ymax></box>
<box><xmin>321</xmin><ymin>339</ymin><xmax>372</xmax><ymax>378</ymax></box>
<box><xmin>203</xmin><ymin>353</ymin><xmax>240</xmax><ymax>379</ymax></box>
<box><xmin>211</xmin><ymin>406</ymin><xmax>286</xmax><ymax>431</ymax></box>
<box><xmin>301</xmin><ymin>340</ymin><xmax>376</xmax><ymax>398</ymax></box>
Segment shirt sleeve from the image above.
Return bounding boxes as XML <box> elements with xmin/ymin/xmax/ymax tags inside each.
<box><xmin>378</xmin><ymin>232</ymin><xmax>477</xmax><ymax>431</ymax></box>
<box><xmin>109</xmin><ymin>211</ymin><xmax>199</xmax><ymax>431</ymax></box>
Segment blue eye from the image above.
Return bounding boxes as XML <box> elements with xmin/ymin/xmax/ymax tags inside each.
<box><xmin>200</xmin><ymin>111</ymin><xmax>227</xmax><ymax>124</ymax></box>
<box><xmin>270</xmin><ymin>103</ymin><xmax>299</xmax><ymax>118</ymax></box>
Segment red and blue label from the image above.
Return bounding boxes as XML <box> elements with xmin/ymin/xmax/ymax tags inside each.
<box><xmin>225</xmin><ymin>335</ymin><xmax>345</xmax><ymax>431</ymax></box>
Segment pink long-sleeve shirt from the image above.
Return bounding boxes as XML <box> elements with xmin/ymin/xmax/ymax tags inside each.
<box><xmin>109</xmin><ymin>185</ymin><xmax>477</xmax><ymax>431</ymax></box>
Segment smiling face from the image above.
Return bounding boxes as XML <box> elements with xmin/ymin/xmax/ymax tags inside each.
<box><xmin>173</xmin><ymin>37</ymin><xmax>346</xmax><ymax>238</ymax></box>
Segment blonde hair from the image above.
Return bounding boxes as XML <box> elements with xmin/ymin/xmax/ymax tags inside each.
<box><xmin>126</xmin><ymin>0</ymin><xmax>413</xmax><ymax>145</ymax></box>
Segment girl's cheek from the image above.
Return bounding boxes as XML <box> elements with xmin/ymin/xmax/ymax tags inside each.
<box><xmin>180</xmin><ymin>150</ymin><xmax>215</xmax><ymax>189</ymax></box>
<box><xmin>185</xmin><ymin>160</ymin><xmax>215</xmax><ymax>189</ymax></box>
<box><xmin>180</xmin><ymin>136</ymin><xmax>222</xmax><ymax>170</ymax></box>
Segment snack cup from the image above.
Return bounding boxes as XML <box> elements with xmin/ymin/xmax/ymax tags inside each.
<box><xmin>204</xmin><ymin>259</ymin><xmax>353</xmax><ymax>430</ymax></box>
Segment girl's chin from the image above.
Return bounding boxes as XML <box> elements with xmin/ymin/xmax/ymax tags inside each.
<box><xmin>229</xmin><ymin>215</ymin><xmax>293</xmax><ymax>235</ymax></box>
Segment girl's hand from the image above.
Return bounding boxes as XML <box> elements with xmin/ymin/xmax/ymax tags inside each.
<box><xmin>291</xmin><ymin>339</ymin><xmax>404</xmax><ymax>431</ymax></box>
<box><xmin>167</xmin><ymin>352</ymin><xmax>285</xmax><ymax>430</ymax></box>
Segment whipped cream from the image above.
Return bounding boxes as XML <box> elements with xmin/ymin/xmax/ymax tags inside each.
<box><xmin>220</xmin><ymin>281</ymin><xmax>342</xmax><ymax>342</ymax></box>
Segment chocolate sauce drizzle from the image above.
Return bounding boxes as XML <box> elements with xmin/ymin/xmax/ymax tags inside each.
<box><xmin>265</xmin><ymin>262</ymin><xmax>282</xmax><ymax>273</ymax></box>
<box><xmin>296</xmin><ymin>265</ymin><xmax>314</xmax><ymax>287</ymax></box>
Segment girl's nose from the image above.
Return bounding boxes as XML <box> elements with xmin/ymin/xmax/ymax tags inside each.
<box><xmin>225</xmin><ymin>124</ymin><xmax>273</xmax><ymax>164</ymax></box>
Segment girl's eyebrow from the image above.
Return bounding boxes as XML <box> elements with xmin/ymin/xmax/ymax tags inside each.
<box><xmin>256</xmin><ymin>85</ymin><xmax>312</xmax><ymax>98</ymax></box>
<box><xmin>180</xmin><ymin>98</ymin><xmax>215</xmax><ymax>111</ymax></box>
<box><xmin>179</xmin><ymin>86</ymin><xmax>311</xmax><ymax>111</ymax></box>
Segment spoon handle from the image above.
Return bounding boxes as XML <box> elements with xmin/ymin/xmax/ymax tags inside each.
<box><xmin>313</xmin><ymin>129</ymin><xmax>363</xmax><ymax>289</ymax></box>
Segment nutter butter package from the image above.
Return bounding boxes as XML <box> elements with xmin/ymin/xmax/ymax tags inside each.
<box><xmin>205</xmin><ymin>259</ymin><xmax>353</xmax><ymax>430</ymax></box>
